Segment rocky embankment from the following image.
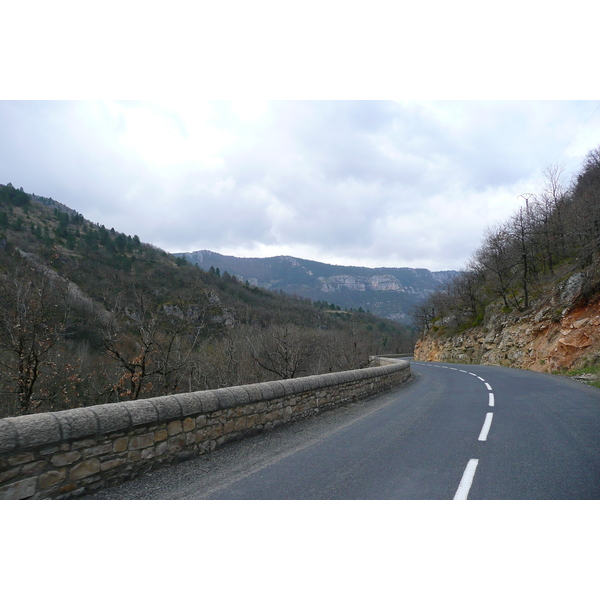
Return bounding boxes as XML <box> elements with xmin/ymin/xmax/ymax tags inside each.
<box><xmin>414</xmin><ymin>273</ymin><xmax>600</xmax><ymax>374</ymax></box>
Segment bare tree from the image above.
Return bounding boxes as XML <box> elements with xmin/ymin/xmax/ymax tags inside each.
<box><xmin>248</xmin><ymin>324</ymin><xmax>320</xmax><ymax>380</ymax></box>
<box><xmin>508</xmin><ymin>196</ymin><xmax>539</xmax><ymax>310</ymax></box>
<box><xmin>0</xmin><ymin>253</ymin><xmax>71</xmax><ymax>414</ymax></box>
<box><xmin>474</xmin><ymin>224</ymin><xmax>521</xmax><ymax>310</ymax></box>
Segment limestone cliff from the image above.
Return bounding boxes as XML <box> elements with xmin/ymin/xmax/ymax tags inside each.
<box><xmin>414</xmin><ymin>272</ymin><xmax>600</xmax><ymax>373</ymax></box>
<box><xmin>176</xmin><ymin>249</ymin><xmax>457</xmax><ymax>324</ymax></box>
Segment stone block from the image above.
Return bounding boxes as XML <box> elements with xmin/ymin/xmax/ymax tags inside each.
<box><xmin>155</xmin><ymin>441</ymin><xmax>168</xmax><ymax>456</ymax></box>
<box><xmin>100</xmin><ymin>457</ymin><xmax>126</xmax><ymax>471</ymax></box>
<box><xmin>174</xmin><ymin>392</ymin><xmax>204</xmax><ymax>417</ymax></box>
<box><xmin>214</xmin><ymin>388</ymin><xmax>237</xmax><ymax>409</ymax></box>
<box><xmin>127</xmin><ymin>450</ymin><xmax>142</xmax><ymax>462</ymax></box>
<box><xmin>124</xmin><ymin>399</ymin><xmax>159</xmax><ymax>427</ymax></box>
<box><xmin>150</xmin><ymin>395</ymin><xmax>183</xmax><ymax>421</ymax></box>
<box><xmin>167</xmin><ymin>421</ymin><xmax>182</xmax><ymax>436</ymax></box>
<box><xmin>168</xmin><ymin>435</ymin><xmax>185</xmax><ymax>451</ymax></box>
<box><xmin>326</xmin><ymin>373</ymin><xmax>343</xmax><ymax>386</ymax></box>
<box><xmin>57</xmin><ymin>482</ymin><xmax>79</xmax><ymax>494</ymax></box>
<box><xmin>229</xmin><ymin>386</ymin><xmax>250</xmax><ymax>405</ymax></box>
<box><xmin>278</xmin><ymin>379</ymin><xmax>297</xmax><ymax>395</ymax></box>
<box><xmin>20</xmin><ymin>460</ymin><xmax>48</xmax><ymax>475</ymax></box>
<box><xmin>246</xmin><ymin>414</ymin><xmax>261</xmax><ymax>428</ymax></box>
<box><xmin>195</xmin><ymin>415</ymin><xmax>207</xmax><ymax>428</ymax></box>
<box><xmin>89</xmin><ymin>404</ymin><xmax>132</xmax><ymax>435</ymax></box>
<box><xmin>70</xmin><ymin>459</ymin><xmax>101</xmax><ymax>480</ymax></box>
<box><xmin>0</xmin><ymin>419</ymin><xmax>18</xmax><ymax>454</ymax></box>
<box><xmin>7</xmin><ymin>413</ymin><xmax>62</xmax><ymax>451</ymax></box>
<box><xmin>234</xmin><ymin>417</ymin><xmax>248</xmax><ymax>431</ymax></box>
<box><xmin>197</xmin><ymin>391</ymin><xmax>219</xmax><ymax>413</ymax></box>
<box><xmin>141</xmin><ymin>447</ymin><xmax>155</xmax><ymax>460</ymax></box>
<box><xmin>39</xmin><ymin>469</ymin><xmax>66</xmax><ymax>489</ymax></box>
<box><xmin>300</xmin><ymin>376</ymin><xmax>321</xmax><ymax>391</ymax></box>
<box><xmin>53</xmin><ymin>408</ymin><xmax>99</xmax><ymax>442</ymax></box>
<box><xmin>154</xmin><ymin>429</ymin><xmax>168</xmax><ymax>442</ymax></box>
<box><xmin>210</xmin><ymin>425</ymin><xmax>223</xmax><ymax>439</ymax></box>
<box><xmin>182</xmin><ymin>417</ymin><xmax>195</xmax><ymax>432</ymax></box>
<box><xmin>51</xmin><ymin>451</ymin><xmax>82</xmax><ymax>467</ymax></box>
<box><xmin>129</xmin><ymin>433</ymin><xmax>155</xmax><ymax>450</ymax></box>
<box><xmin>258</xmin><ymin>382</ymin><xmax>279</xmax><ymax>401</ymax></box>
<box><xmin>0</xmin><ymin>467</ymin><xmax>21</xmax><ymax>485</ymax></box>
<box><xmin>241</xmin><ymin>383</ymin><xmax>263</xmax><ymax>402</ymax></box>
<box><xmin>338</xmin><ymin>371</ymin><xmax>355</xmax><ymax>384</ymax></box>
<box><xmin>82</xmin><ymin>443</ymin><xmax>113</xmax><ymax>458</ymax></box>
<box><xmin>265</xmin><ymin>410</ymin><xmax>281</xmax><ymax>422</ymax></box>
<box><xmin>290</xmin><ymin>378</ymin><xmax>308</xmax><ymax>393</ymax></box>
<box><xmin>195</xmin><ymin>429</ymin><xmax>210</xmax><ymax>443</ymax></box>
<box><xmin>0</xmin><ymin>476</ymin><xmax>37</xmax><ymax>500</ymax></box>
<box><xmin>113</xmin><ymin>437</ymin><xmax>129</xmax><ymax>452</ymax></box>
<box><xmin>7</xmin><ymin>452</ymin><xmax>35</xmax><ymax>466</ymax></box>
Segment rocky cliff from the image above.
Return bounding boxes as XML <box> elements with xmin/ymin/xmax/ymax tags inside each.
<box><xmin>176</xmin><ymin>250</ymin><xmax>457</xmax><ymax>324</ymax></box>
<box><xmin>414</xmin><ymin>272</ymin><xmax>600</xmax><ymax>374</ymax></box>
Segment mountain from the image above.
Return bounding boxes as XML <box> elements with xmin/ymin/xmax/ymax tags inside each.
<box><xmin>0</xmin><ymin>182</ymin><xmax>416</xmax><ymax>418</ymax></box>
<box><xmin>175</xmin><ymin>250</ymin><xmax>457</xmax><ymax>324</ymax></box>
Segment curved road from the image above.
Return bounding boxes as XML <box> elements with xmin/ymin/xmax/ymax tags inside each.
<box><xmin>86</xmin><ymin>362</ymin><xmax>600</xmax><ymax>500</ymax></box>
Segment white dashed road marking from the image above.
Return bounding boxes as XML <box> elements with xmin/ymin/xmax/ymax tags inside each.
<box><xmin>414</xmin><ymin>362</ymin><xmax>497</xmax><ymax>499</ymax></box>
<box><xmin>454</xmin><ymin>459</ymin><xmax>479</xmax><ymax>500</ymax></box>
<box><xmin>478</xmin><ymin>413</ymin><xmax>494</xmax><ymax>441</ymax></box>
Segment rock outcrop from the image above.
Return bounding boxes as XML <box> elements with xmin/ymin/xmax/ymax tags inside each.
<box><xmin>414</xmin><ymin>273</ymin><xmax>600</xmax><ymax>373</ymax></box>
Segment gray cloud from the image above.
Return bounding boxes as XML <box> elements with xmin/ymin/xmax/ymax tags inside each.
<box><xmin>1</xmin><ymin>100</ymin><xmax>599</xmax><ymax>270</ymax></box>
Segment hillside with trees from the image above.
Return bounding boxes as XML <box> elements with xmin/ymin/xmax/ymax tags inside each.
<box><xmin>0</xmin><ymin>184</ymin><xmax>416</xmax><ymax>418</ymax></box>
<box><xmin>413</xmin><ymin>147</ymin><xmax>600</xmax><ymax>381</ymax></box>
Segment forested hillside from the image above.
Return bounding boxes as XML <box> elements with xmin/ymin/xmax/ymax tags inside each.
<box><xmin>0</xmin><ymin>184</ymin><xmax>415</xmax><ymax>418</ymax></box>
<box><xmin>413</xmin><ymin>147</ymin><xmax>600</xmax><ymax>377</ymax></box>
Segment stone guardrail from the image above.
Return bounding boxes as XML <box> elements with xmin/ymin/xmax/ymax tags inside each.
<box><xmin>0</xmin><ymin>357</ymin><xmax>410</xmax><ymax>499</ymax></box>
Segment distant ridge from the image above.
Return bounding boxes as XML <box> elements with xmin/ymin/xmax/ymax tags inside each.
<box><xmin>176</xmin><ymin>249</ymin><xmax>457</xmax><ymax>324</ymax></box>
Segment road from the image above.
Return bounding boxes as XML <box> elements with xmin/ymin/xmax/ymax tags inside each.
<box><xmin>86</xmin><ymin>362</ymin><xmax>600</xmax><ymax>500</ymax></box>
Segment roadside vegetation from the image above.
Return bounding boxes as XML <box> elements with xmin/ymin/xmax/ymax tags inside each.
<box><xmin>412</xmin><ymin>147</ymin><xmax>600</xmax><ymax>340</ymax></box>
<box><xmin>0</xmin><ymin>183</ymin><xmax>415</xmax><ymax>418</ymax></box>
<box><xmin>553</xmin><ymin>365</ymin><xmax>600</xmax><ymax>388</ymax></box>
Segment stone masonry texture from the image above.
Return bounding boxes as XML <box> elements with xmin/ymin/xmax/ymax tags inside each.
<box><xmin>0</xmin><ymin>358</ymin><xmax>410</xmax><ymax>499</ymax></box>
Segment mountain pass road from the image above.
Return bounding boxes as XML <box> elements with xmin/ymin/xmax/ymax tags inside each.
<box><xmin>86</xmin><ymin>362</ymin><xmax>600</xmax><ymax>500</ymax></box>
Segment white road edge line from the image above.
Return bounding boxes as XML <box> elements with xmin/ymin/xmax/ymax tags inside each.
<box><xmin>469</xmin><ymin>372</ymin><xmax>477</xmax><ymax>376</ymax></box>
<box><xmin>485</xmin><ymin>382</ymin><xmax>492</xmax><ymax>391</ymax></box>
<box><xmin>454</xmin><ymin>459</ymin><xmax>479</xmax><ymax>500</ymax></box>
<box><xmin>478</xmin><ymin>412</ymin><xmax>494</xmax><ymax>441</ymax></box>
<box><xmin>488</xmin><ymin>393</ymin><xmax>495</xmax><ymax>407</ymax></box>
<box><xmin>477</xmin><ymin>376</ymin><xmax>485</xmax><ymax>381</ymax></box>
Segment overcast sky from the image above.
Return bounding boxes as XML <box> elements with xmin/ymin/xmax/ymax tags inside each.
<box><xmin>2</xmin><ymin>3</ymin><xmax>599</xmax><ymax>272</ymax></box>
<box><xmin>2</xmin><ymin>99</ymin><xmax>600</xmax><ymax>272</ymax></box>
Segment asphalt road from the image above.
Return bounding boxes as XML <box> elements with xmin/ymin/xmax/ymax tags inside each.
<box><xmin>86</xmin><ymin>362</ymin><xmax>600</xmax><ymax>500</ymax></box>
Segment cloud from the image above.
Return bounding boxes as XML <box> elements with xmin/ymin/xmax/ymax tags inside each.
<box><xmin>2</xmin><ymin>100</ymin><xmax>600</xmax><ymax>271</ymax></box>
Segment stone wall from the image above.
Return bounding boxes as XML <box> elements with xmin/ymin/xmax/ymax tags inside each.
<box><xmin>0</xmin><ymin>358</ymin><xmax>410</xmax><ymax>499</ymax></box>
